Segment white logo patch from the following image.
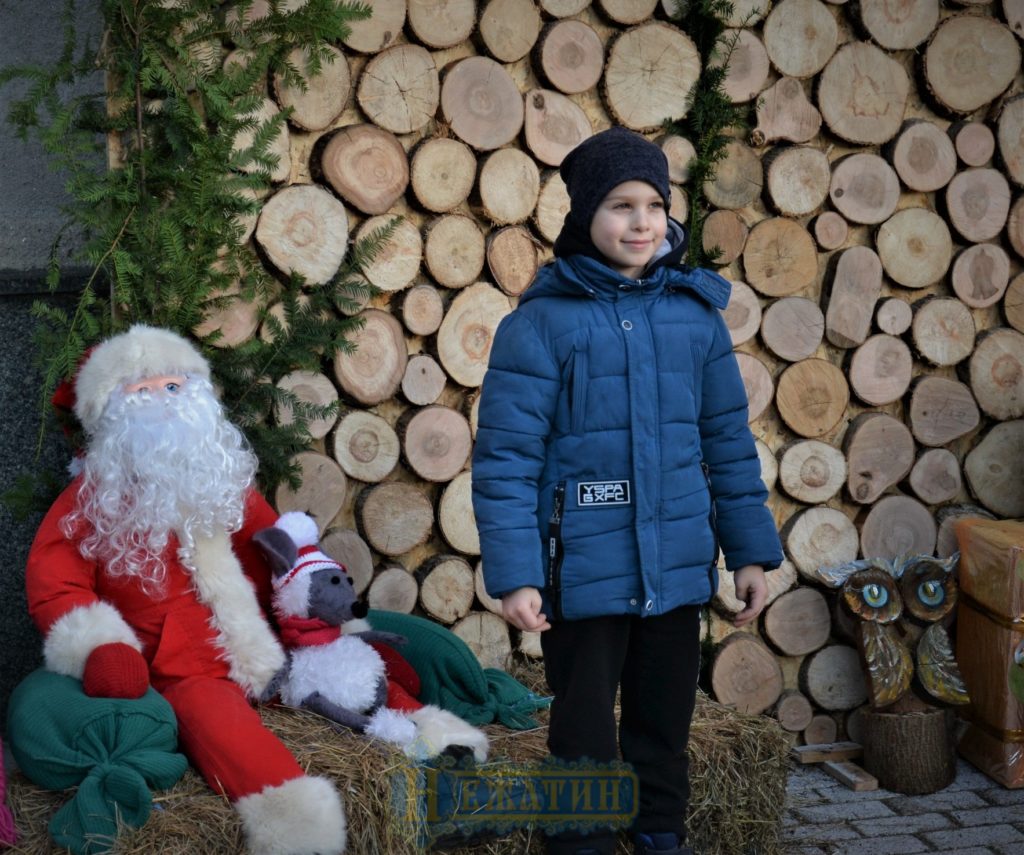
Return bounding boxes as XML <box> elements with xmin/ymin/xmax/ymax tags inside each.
<box><xmin>577</xmin><ymin>480</ymin><xmax>631</xmax><ymax>507</ymax></box>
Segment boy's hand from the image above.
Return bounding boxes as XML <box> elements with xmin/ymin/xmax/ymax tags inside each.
<box><xmin>733</xmin><ymin>565</ymin><xmax>768</xmax><ymax>627</ymax></box>
<box><xmin>501</xmin><ymin>587</ymin><xmax>552</xmax><ymax>632</ymax></box>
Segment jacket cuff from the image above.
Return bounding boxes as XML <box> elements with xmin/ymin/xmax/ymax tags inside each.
<box><xmin>43</xmin><ymin>601</ymin><xmax>143</xmax><ymax>680</ymax></box>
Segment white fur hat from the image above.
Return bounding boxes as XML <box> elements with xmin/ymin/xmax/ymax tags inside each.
<box><xmin>74</xmin><ymin>325</ymin><xmax>211</xmax><ymax>435</ymax></box>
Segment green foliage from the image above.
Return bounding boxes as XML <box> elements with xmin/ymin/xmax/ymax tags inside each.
<box><xmin>1</xmin><ymin>0</ymin><xmax>385</xmax><ymax>496</ymax></box>
<box><xmin>667</xmin><ymin>0</ymin><xmax>751</xmax><ymax>268</ymax></box>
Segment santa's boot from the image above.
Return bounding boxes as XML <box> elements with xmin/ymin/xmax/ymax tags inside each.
<box><xmin>235</xmin><ymin>774</ymin><xmax>346</xmax><ymax>855</ymax></box>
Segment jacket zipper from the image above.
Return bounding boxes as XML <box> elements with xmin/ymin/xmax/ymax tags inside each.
<box><xmin>701</xmin><ymin>462</ymin><xmax>720</xmax><ymax>595</ymax></box>
<box><xmin>547</xmin><ymin>481</ymin><xmax>566</xmax><ymax>621</ymax></box>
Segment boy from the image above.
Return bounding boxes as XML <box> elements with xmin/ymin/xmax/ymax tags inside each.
<box><xmin>471</xmin><ymin>127</ymin><xmax>783</xmax><ymax>855</ymax></box>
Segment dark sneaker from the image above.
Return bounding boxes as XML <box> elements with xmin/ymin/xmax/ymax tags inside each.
<box><xmin>633</xmin><ymin>831</ymin><xmax>693</xmax><ymax>855</ymax></box>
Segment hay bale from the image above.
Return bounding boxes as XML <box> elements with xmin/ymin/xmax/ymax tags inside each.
<box><xmin>6</xmin><ymin>665</ymin><xmax>788</xmax><ymax>854</ymax></box>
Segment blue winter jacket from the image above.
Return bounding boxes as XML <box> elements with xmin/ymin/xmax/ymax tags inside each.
<box><xmin>471</xmin><ymin>235</ymin><xmax>784</xmax><ymax>621</ymax></box>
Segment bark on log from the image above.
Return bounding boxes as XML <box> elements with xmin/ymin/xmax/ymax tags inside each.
<box><xmin>477</xmin><ymin>147</ymin><xmax>542</xmax><ymax>225</ymax></box>
<box><xmin>782</xmin><ymin>506</ymin><xmax>860</xmax><ymax>583</ymax></box>
<box><xmin>368</xmin><ymin>564</ymin><xmax>419</xmax><ymax>614</ymax></box>
<box><xmin>945</xmin><ymin>168</ymin><xmax>1012</xmax><ymax>242</ymax></box>
<box><xmin>844</xmin><ymin>412</ymin><xmax>916</xmax><ymax>504</ymax></box>
<box><xmin>233</xmin><ymin>98</ymin><xmax>291</xmax><ymax>183</ymax></box>
<box><xmin>523</xmin><ymin>89</ymin><xmax>592</xmax><ymax>168</ymax></box>
<box><xmin>876</xmin><ymin>208</ymin><xmax>952</xmax><ymax>290</ymax></box>
<box><xmin>848</xmin><ymin>334</ymin><xmax>913</xmax><ymax>406</ymax></box>
<box><xmin>438</xmin><ymin>471</ymin><xmax>480</xmax><ymax>555</ymax></box>
<box><xmin>735</xmin><ymin>353</ymin><xmax>774</xmax><ymax>422</ymax></box>
<box><xmin>875</xmin><ymin>298</ymin><xmax>912</xmax><ymax>336</ymax></box>
<box><xmin>487</xmin><ymin>225</ymin><xmax>540</xmax><ymax>297</ymax></box>
<box><xmin>774</xmin><ymin>690</ymin><xmax>815</xmax><ymax>733</ymax></box>
<box><xmin>320</xmin><ymin>528</ymin><xmax>375</xmax><ymax>596</ymax></box>
<box><xmin>703</xmin><ymin>139</ymin><xmax>763</xmax><ymax>210</ymax></box>
<box><xmin>436</xmin><ymin>282</ymin><xmax>513</xmax><ymax>388</ymax></box>
<box><xmin>766</xmin><ymin>146</ymin><xmax>830</xmax><ymax>216</ymax></box>
<box><xmin>818</xmin><ymin>42</ymin><xmax>909</xmax><ymax>144</ymax></box>
<box><xmin>911</xmin><ymin>297</ymin><xmax>975</xmax><ymax>366</ymax></box>
<box><xmin>888</xmin><ymin>120</ymin><xmax>956</xmax><ymax>192</ymax></box>
<box><xmin>858</xmin><ymin>0</ymin><xmax>938</xmax><ymax>49</ymax></box>
<box><xmin>951</xmin><ymin>120</ymin><xmax>995</xmax><ymax>168</ymax></box>
<box><xmin>751</xmin><ymin>77</ymin><xmax>822</xmax><ymax>145</ymax></box>
<box><xmin>826</xmin><ymin>246</ymin><xmax>884</xmax><ymax>348</ymax></box>
<box><xmin>535</xmin><ymin>171</ymin><xmax>571</xmax><ymax>244</ymax></box>
<box><xmin>924</xmin><ymin>16</ymin><xmax>1020</xmax><ymax>115</ymax></box>
<box><xmin>713</xmin><ymin>559</ymin><xmax>796</xmax><ymax>617</ymax></box>
<box><xmin>908</xmin><ymin>376</ymin><xmax>980</xmax><ymax>448</ymax></box>
<box><xmin>602</xmin><ymin>23</ymin><xmax>701</xmax><ymax>131</ymax></box>
<box><xmin>800</xmin><ymin>645</ymin><xmax>868</xmax><ymax>711</ymax></box>
<box><xmin>357</xmin><ymin>44</ymin><xmax>439</xmax><ymax>135</ymax></box>
<box><xmin>272</xmin><ymin>45</ymin><xmax>350</xmax><ymax>131</ymax></box>
<box><xmin>969</xmin><ymin>328</ymin><xmax>1024</xmax><ymax>420</ymax></box>
<box><xmin>407</xmin><ymin>0</ymin><xmax>476</xmax><ymax>48</ymax></box>
<box><xmin>598</xmin><ymin>0</ymin><xmax>659</xmax><ymax>25</ymax></box>
<box><xmin>997</xmin><ymin>95</ymin><xmax>1024</xmax><ymax>186</ymax></box>
<box><xmin>274</xmin><ymin>451</ymin><xmax>348</xmax><ymax>533</ymax></box>
<box><xmin>355</xmin><ymin>216</ymin><xmax>422</xmax><ymax>293</ymax></box>
<box><xmin>399</xmin><ymin>405</ymin><xmax>472</xmax><ymax>482</ymax></box>
<box><xmin>398</xmin><ymin>282</ymin><xmax>445</xmax><ymax>336</ymax></box>
<box><xmin>402</xmin><ymin>353</ymin><xmax>447</xmax><ymax>406</ymax></box>
<box><xmin>763</xmin><ymin>587</ymin><xmax>832</xmax><ymax>656</ymax></box>
<box><xmin>255</xmin><ymin>184</ymin><xmax>349</xmax><ymax>285</ymax></box>
<box><xmin>479</xmin><ymin>0</ymin><xmax>542</xmax><ymax>62</ymax></box>
<box><xmin>951</xmin><ymin>243</ymin><xmax>1010</xmax><ymax>309</ymax></box>
<box><xmin>424</xmin><ymin>214</ymin><xmax>486</xmax><ymax>288</ymax></box>
<box><xmin>861</xmin><ymin>708</ymin><xmax>955</xmax><ymax>795</ymax></box>
<box><xmin>777</xmin><ymin>439</ymin><xmax>847</xmax><ymax>504</ymax></box>
<box><xmin>343</xmin><ymin>0</ymin><xmax>405</xmax><ymax>53</ymax></box>
<box><xmin>409</xmin><ymin>138</ymin><xmax>476</xmax><ymax>213</ymax></box>
<box><xmin>829</xmin><ymin>154</ymin><xmax>900</xmax><ymax>225</ymax></box>
<box><xmin>331</xmin><ymin>409</ymin><xmax>401</xmax><ymax>482</ymax></box>
<box><xmin>743</xmin><ymin>217</ymin><xmax>818</xmax><ymax>297</ymax></box>
<box><xmin>909</xmin><ymin>448</ymin><xmax>962</xmax><ymax>506</ymax></box>
<box><xmin>964</xmin><ymin>420</ymin><xmax>1024</xmax><ymax>518</ymax></box>
<box><xmin>452</xmin><ymin>612</ymin><xmax>512</xmax><ymax>670</ymax></box>
<box><xmin>776</xmin><ymin>359</ymin><xmax>849</xmax><ymax>437</ymax></box>
<box><xmin>710</xmin><ymin>29</ymin><xmax>770</xmax><ymax>104</ymax></box>
<box><xmin>702</xmin><ymin>210</ymin><xmax>748</xmax><ymax>265</ymax></box>
<box><xmin>533</xmin><ymin>20</ymin><xmax>605</xmax><ymax>95</ymax></box>
<box><xmin>275</xmin><ymin>370</ymin><xmax>340</xmax><ymax>440</ymax></box>
<box><xmin>710</xmin><ymin>632</ymin><xmax>785</xmax><ymax>715</ymax></box>
<box><xmin>1006</xmin><ymin>273</ymin><xmax>1024</xmax><ymax>333</ymax></box>
<box><xmin>763</xmin><ymin>0</ymin><xmax>839</xmax><ymax>78</ymax></box>
<box><xmin>419</xmin><ymin>555</ymin><xmax>476</xmax><ymax>624</ymax></box>
<box><xmin>802</xmin><ymin>714</ymin><xmax>839</xmax><ymax>745</ymax></box>
<box><xmin>441</xmin><ymin>57</ymin><xmax>524</xmax><ymax>151</ymax></box>
<box><xmin>319</xmin><ymin>124</ymin><xmax>408</xmax><ymax>215</ymax></box>
<box><xmin>357</xmin><ymin>482</ymin><xmax>434</xmax><ymax>556</ymax></box>
<box><xmin>333</xmin><ymin>308</ymin><xmax>407</xmax><ymax>405</ymax></box>
<box><xmin>861</xmin><ymin>495</ymin><xmax>938</xmax><ymax>560</ymax></box>
<box><xmin>721</xmin><ymin>280</ymin><xmax>762</xmax><ymax>346</ymax></box>
<box><xmin>812</xmin><ymin>211</ymin><xmax>848</xmax><ymax>251</ymax></box>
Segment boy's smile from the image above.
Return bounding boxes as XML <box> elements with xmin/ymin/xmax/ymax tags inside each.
<box><xmin>589</xmin><ymin>180</ymin><xmax>669</xmax><ymax>280</ymax></box>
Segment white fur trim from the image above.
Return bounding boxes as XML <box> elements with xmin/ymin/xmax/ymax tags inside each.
<box><xmin>74</xmin><ymin>325</ymin><xmax>210</xmax><ymax>435</ymax></box>
<box><xmin>274</xmin><ymin>512</ymin><xmax>319</xmax><ymax>548</ymax></box>
<box><xmin>272</xmin><ymin>570</ymin><xmax>314</xmax><ymax>620</ymax></box>
<box><xmin>42</xmin><ymin>601</ymin><xmax>142</xmax><ymax>680</ymax></box>
<box><xmin>406</xmin><ymin>705</ymin><xmax>489</xmax><ymax>762</ymax></box>
<box><xmin>189</xmin><ymin>530</ymin><xmax>286</xmax><ymax>699</ymax></box>
<box><xmin>366</xmin><ymin>707</ymin><xmax>418</xmax><ymax>746</ymax></box>
<box><xmin>235</xmin><ymin>774</ymin><xmax>346</xmax><ymax>855</ymax></box>
<box><xmin>282</xmin><ymin>636</ymin><xmax>384</xmax><ymax>711</ymax></box>
<box><xmin>340</xmin><ymin>618</ymin><xmax>372</xmax><ymax>635</ymax></box>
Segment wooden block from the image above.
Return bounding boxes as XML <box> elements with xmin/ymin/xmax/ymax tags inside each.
<box><xmin>790</xmin><ymin>741</ymin><xmax>863</xmax><ymax>764</ymax></box>
<box><xmin>822</xmin><ymin>760</ymin><xmax>878</xmax><ymax>791</ymax></box>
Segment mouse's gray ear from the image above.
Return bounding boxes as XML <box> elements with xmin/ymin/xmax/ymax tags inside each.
<box><xmin>253</xmin><ymin>527</ymin><xmax>299</xmax><ymax>579</ymax></box>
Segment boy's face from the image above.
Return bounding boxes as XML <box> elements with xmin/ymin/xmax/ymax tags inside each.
<box><xmin>589</xmin><ymin>180</ymin><xmax>668</xmax><ymax>280</ymax></box>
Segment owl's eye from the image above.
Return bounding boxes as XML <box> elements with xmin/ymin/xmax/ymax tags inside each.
<box><xmin>1014</xmin><ymin>640</ymin><xmax>1024</xmax><ymax>667</ymax></box>
<box><xmin>918</xmin><ymin>580</ymin><xmax>945</xmax><ymax>608</ymax></box>
<box><xmin>862</xmin><ymin>583</ymin><xmax>888</xmax><ymax>608</ymax></box>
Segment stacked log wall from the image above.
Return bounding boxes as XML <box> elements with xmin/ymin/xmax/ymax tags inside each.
<box><xmin>211</xmin><ymin>0</ymin><xmax>1022</xmax><ymax>741</ymax></box>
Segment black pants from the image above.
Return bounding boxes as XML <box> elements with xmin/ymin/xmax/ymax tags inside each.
<box><xmin>540</xmin><ymin>604</ymin><xmax>702</xmax><ymax>855</ymax></box>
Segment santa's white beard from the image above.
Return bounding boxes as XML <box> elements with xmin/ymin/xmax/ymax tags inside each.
<box><xmin>61</xmin><ymin>377</ymin><xmax>258</xmax><ymax>593</ymax></box>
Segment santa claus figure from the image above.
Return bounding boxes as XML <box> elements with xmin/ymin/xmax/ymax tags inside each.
<box><xmin>25</xmin><ymin>325</ymin><xmax>346</xmax><ymax>855</ymax></box>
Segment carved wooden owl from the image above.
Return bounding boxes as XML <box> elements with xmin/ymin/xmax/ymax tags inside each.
<box><xmin>813</xmin><ymin>553</ymin><xmax>969</xmax><ymax>710</ymax></box>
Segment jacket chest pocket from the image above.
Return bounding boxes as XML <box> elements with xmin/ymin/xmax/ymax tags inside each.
<box><xmin>568</xmin><ymin>347</ymin><xmax>589</xmax><ymax>435</ymax></box>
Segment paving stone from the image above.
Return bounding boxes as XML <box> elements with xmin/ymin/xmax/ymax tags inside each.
<box><xmin>951</xmin><ymin>805</ymin><xmax>1024</xmax><ymax>826</ymax></box>
<box><xmin>829</xmin><ymin>834</ymin><xmax>929</xmax><ymax>855</ymax></box>
<box><xmin>782</xmin><ymin>823</ymin><xmax>862</xmax><ymax>844</ymax></box>
<box><xmin>888</xmin><ymin>790</ymin><xmax>988</xmax><ymax>813</ymax></box>
<box><xmin>944</xmin><ymin>764</ymin><xmax>1001</xmax><ymax>792</ymax></box>
<box><xmin>924</xmin><ymin>824</ymin><xmax>1024</xmax><ymax>849</ymax></box>
<box><xmin>812</xmin><ymin>785</ymin><xmax>901</xmax><ymax>803</ymax></box>
<box><xmin>850</xmin><ymin>812</ymin><xmax>951</xmax><ymax>836</ymax></box>
<box><xmin>795</xmin><ymin>800</ymin><xmax>896</xmax><ymax>823</ymax></box>
<box><xmin>938</xmin><ymin>849</ymin><xmax>1001</xmax><ymax>855</ymax></box>
<box><xmin>979</xmin><ymin>787</ymin><xmax>1024</xmax><ymax>806</ymax></box>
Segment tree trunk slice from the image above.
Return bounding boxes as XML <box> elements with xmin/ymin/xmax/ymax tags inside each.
<box><xmin>945</xmin><ymin>168</ymin><xmax>1012</xmax><ymax>242</ymax></box>
<box><xmin>702</xmin><ymin>139</ymin><xmax>763</xmax><ymax>211</ymax></box>
<box><xmin>598</xmin><ymin>0</ymin><xmax>659</xmax><ymax>24</ymax></box>
<box><xmin>424</xmin><ymin>214</ymin><xmax>486</xmax><ymax>288</ymax></box>
<box><xmin>355</xmin><ymin>216</ymin><xmax>422</xmax><ymax>293</ymax></box>
<box><xmin>721</xmin><ymin>0</ymin><xmax>770</xmax><ymax>25</ymax></box>
<box><xmin>479</xmin><ymin>0</ymin><xmax>542</xmax><ymax>62</ymax></box>
<box><xmin>809</xmin><ymin>212</ymin><xmax>847</xmax><ymax>252</ymax></box>
<box><xmin>875</xmin><ymin>298</ymin><xmax>912</xmax><ymax>336</ymax></box>
<box><xmin>858</xmin><ymin>0</ymin><xmax>938</xmax><ymax>49</ymax></box>
<box><xmin>848</xmin><ymin>333</ymin><xmax>913</xmax><ymax>406</ymax></box>
<box><xmin>756</xmin><ymin>437</ymin><xmax>779</xmax><ymax>493</ymax></box>
<box><xmin>602</xmin><ymin>23</ymin><xmax>701</xmax><ymax>131</ymax></box>
<box><xmin>407</xmin><ymin>0</ymin><xmax>476</xmax><ymax>48</ymax></box>
<box><xmin>800</xmin><ymin>645</ymin><xmax>868</xmax><ymax>711</ymax></box>
<box><xmin>319</xmin><ymin>528</ymin><xmax>375</xmax><ymax>597</ymax></box>
<box><xmin>860</xmin><ymin>495</ymin><xmax>937</xmax><ymax>559</ymax></box>
<box><xmin>951</xmin><ymin>243</ymin><xmax>1010</xmax><ymax>309</ymax></box>
<box><xmin>713</xmin><ymin>559</ymin><xmax>796</xmax><ymax>618</ymax></box>
<box><xmin>888</xmin><ymin>120</ymin><xmax>957</xmax><ymax>192</ymax></box>
<box><xmin>419</xmin><ymin>555</ymin><xmax>476</xmax><ymax>624</ymax></box>
<box><xmin>540</xmin><ymin>0</ymin><xmax>590</xmax><ymax>16</ymax></box>
<box><xmin>763</xmin><ymin>0</ymin><xmax>839</xmax><ymax>78</ymax></box>
<box><xmin>935</xmin><ymin>503</ymin><xmax>994</xmax><ymax>559</ymax></box>
<box><xmin>534</xmin><ymin>20</ymin><xmax>604</xmax><ymax>96</ymax></box>
<box><xmin>319</xmin><ymin>124</ymin><xmax>408</xmax><ymax>215</ymax></box>
<box><xmin>357</xmin><ymin>481</ymin><xmax>434</xmax><ymax>556</ymax></box>
<box><xmin>255</xmin><ymin>184</ymin><xmax>349</xmax><ymax>285</ymax></box>
<box><xmin>734</xmin><ymin>353</ymin><xmax>774</xmax><ymax>422</ymax></box>
<box><xmin>409</xmin><ymin>137</ymin><xmax>476</xmax><ymax>213</ymax></box>
<box><xmin>436</xmin><ymin>282</ymin><xmax>513</xmax><ymax>387</ymax></box>
<box><xmin>861</xmin><ymin>708</ymin><xmax>955</xmax><ymax>795</ymax></box>
<box><xmin>194</xmin><ymin>285</ymin><xmax>262</xmax><ymax>348</ymax></box>
<box><xmin>964</xmin><ymin>420</ymin><xmax>1024</xmax><ymax>517</ymax></box>
<box><xmin>924</xmin><ymin>16</ymin><xmax>1020</xmax><ymax>115</ymax></box>
<box><xmin>763</xmin><ymin>587</ymin><xmax>832</xmax><ymax>656</ymax></box>
<box><xmin>475</xmin><ymin>560</ymin><xmax>503</xmax><ymax>616</ymax></box>
<box><xmin>233</xmin><ymin>97</ymin><xmax>291</xmax><ymax>183</ymax></box>
<box><xmin>275</xmin><ymin>370</ymin><xmax>340</xmax><ymax>440</ymax></box>
<box><xmin>670</xmin><ymin>186</ymin><xmax>689</xmax><ymax>224</ymax></box>
<box><xmin>908</xmin><ymin>376</ymin><xmax>980</xmax><ymax>448</ymax></box>
<box><xmin>398</xmin><ymin>282</ymin><xmax>445</xmax><ymax>336</ymax></box>
<box><xmin>778</xmin><ymin>439</ymin><xmax>847</xmax><ymax>504</ymax></box>
<box><xmin>909</xmin><ymin>448</ymin><xmax>963</xmax><ymax>506</ymax></box>
<box><xmin>260</xmin><ymin>295</ymin><xmax>310</xmax><ymax>345</ymax></box>
<box><xmin>969</xmin><ymin>328</ymin><xmax>1024</xmax><ymax>420</ymax></box>
<box><xmin>711</xmin><ymin>28</ymin><xmax>770</xmax><ymax>104</ymax></box>
<box><xmin>368</xmin><ymin>565</ymin><xmax>419</xmax><ymax>614</ymax></box>
<box><xmin>1007</xmin><ymin>0</ymin><xmax>1024</xmax><ymax>38</ymax></box>
<box><xmin>911</xmin><ymin>296</ymin><xmax>975</xmax><ymax>366</ymax></box>
<box><xmin>997</xmin><ymin>95</ymin><xmax>1024</xmax><ymax>185</ymax></box>
<box><xmin>1006</xmin><ymin>273</ymin><xmax>1024</xmax><ymax>333</ymax></box>
<box><xmin>399</xmin><ymin>405</ymin><xmax>472</xmax><ymax>482</ymax></box>
<box><xmin>535</xmin><ymin>171</ymin><xmax>571</xmax><ymax>243</ymax></box>
<box><xmin>844</xmin><ymin>412</ymin><xmax>916</xmax><ymax>504</ymax></box>
<box><xmin>751</xmin><ymin>76</ymin><xmax>822</xmax><ymax>145</ymax></box>
<box><xmin>523</xmin><ymin>89</ymin><xmax>593</xmax><ymax>168</ymax></box>
<box><xmin>357</xmin><ymin>44</ymin><xmax>439</xmax><ymax>135</ymax></box>
<box><xmin>951</xmin><ymin>120</ymin><xmax>995</xmax><ymax>167</ymax></box>
<box><xmin>274</xmin><ymin>451</ymin><xmax>348</xmax><ymax>534</ymax></box>
<box><xmin>272</xmin><ymin>45</ymin><xmax>350</xmax><ymax>132</ymax></box>
<box><xmin>333</xmin><ymin>308</ymin><xmax>408</xmax><ymax>405</ymax></box>
<box><xmin>819</xmin><ymin>42</ymin><xmax>909</xmax><ymax>144</ymax></box>
<box><xmin>776</xmin><ymin>359</ymin><xmax>849</xmax><ymax>437</ymax></box>
<box><xmin>766</xmin><ymin>146</ymin><xmax>830</xmax><ymax>216</ymax></box>
<box><xmin>710</xmin><ymin>633</ymin><xmax>785</xmax><ymax>715</ymax></box>
<box><xmin>783</xmin><ymin>506</ymin><xmax>860</xmax><ymax>583</ymax></box>
<box><xmin>441</xmin><ymin>56</ymin><xmax>524</xmax><ymax>151</ymax></box>
<box><xmin>721</xmin><ymin>280</ymin><xmax>762</xmax><ymax>346</ymax></box>
<box><xmin>452</xmin><ymin>612</ymin><xmax>512</xmax><ymax>670</ymax></box>
<box><xmin>1008</xmin><ymin>197</ymin><xmax>1024</xmax><ymax>261</ymax></box>
<box><xmin>331</xmin><ymin>410</ymin><xmax>400</xmax><ymax>482</ymax></box>
<box><xmin>826</xmin><ymin>246</ymin><xmax>884</xmax><ymax>348</ymax></box>
<box><xmin>743</xmin><ymin>217</ymin><xmax>818</xmax><ymax>297</ymax></box>
<box><xmin>702</xmin><ymin>210</ymin><xmax>748</xmax><ymax>264</ymax></box>
<box><xmin>487</xmin><ymin>225</ymin><xmax>540</xmax><ymax>297</ymax></box>
<box><xmin>438</xmin><ymin>471</ymin><xmax>480</xmax><ymax>555</ymax></box>
<box><xmin>876</xmin><ymin>208</ymin><xmax>952</xmax><ymax>289</ymax></box>
<box><xmin>803</xmin><ymin>714</ymin><xmax>839</xmax><ymax>745</ymax></box>
<box><xmin>343</xmin><ymin>0</ymin><xmax>405</xmax><ymax>53</ymax></box>
<box><xmin>519</xmin><ymin>630</ymin><xmax>544</xmax><ymax>659</ymax></box>
<box><xmin>402</xmin><ymin>353</ymin><xmax>447</xmax><ymax>406</ymax></box>
<box><xmin>478</xmin><ymin>148</ymin><xmax>542</xmax><ymax>225</ymax></box>
<box><xmin>829</xmin><ymin>153</ymin><xmax>900</xmax><ymax>225</ymax></box>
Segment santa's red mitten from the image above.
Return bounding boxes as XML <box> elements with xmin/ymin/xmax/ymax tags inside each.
<box><xmin>83</xmin><ymin>643</ymin><xmax>149</xmax><ymax>699</ymax></box>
